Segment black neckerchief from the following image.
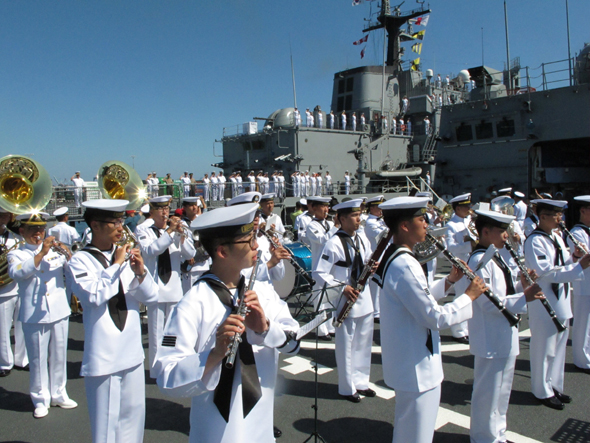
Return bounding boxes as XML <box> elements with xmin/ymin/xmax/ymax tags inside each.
<box><xmin>197</xmin><ymin>273</ymin><xmax>262</xmax><ymax>422</ymax></box>
<box><xmin>150</xmin><ymin>226</ymin><xmax>172</xmax><ymax>285</ymax></box>
<box><xmin>82</xmin><ymin>245</ymin><xmax>128</xmax><ymax>331</ymax></box>
<box><xmin>334</xmin><ymin>231</ymin><xmax>364</xmax><ymax>286</ymax></box>
<box><xmin>527</xmin><ymin>228</ymin><xmax>568</xmax><ymax>298</ymax></box>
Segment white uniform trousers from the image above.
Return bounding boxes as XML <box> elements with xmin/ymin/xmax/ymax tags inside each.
<box><xmin>450</xmin><ymin>319</ymin><xmax>469</xmax><ymax>339</ymax></box>
<box><xmin>0</xmin><ymin>295</ymin><xmax>28</xmax><ymax>369</ymax></box>
<box><xmin>335</xmin><ymin>313</ymin><xmax>373</xmax><ymax>396</ymax></box>
<box><xmin>393</xmin><ymin>384</ymin><xmax>441</xmax><ymax>443</ymax></box>
<box><xmin>369</xmin><ymin>280</ymin><xmax>380</xmax><ymax>318</ymax></box>
<box><xmin>85</xmin><ymin>363</ymin><xmax>146</xmax><ymax>443</ymax></box>
<box><xmin>147</xmin><ymin>302</ymin><xmax>176</xmax><ymax>378</ymax></box>
<box><xmin>529</xmin><ymin>315</ymin><xmax>569</xmax><ymax>399</ymax></box>
<box><xmin>313</xmin><ymin>284</ymin><xmax>335</xmax><ymax>337</ymax></box>
<box><xmin>22</xmin><ymin>318</ymin><xmax>70</xmax><ymax>408</ymax></box>
<box><xmin>470</xmin><ymin>355</ymin><xmax>516</xmax><ymax>443</ymax></box>
<box><xmin>204</xmin><ymin>184</ymin><xmax>210</xmax><ymax>201</ymax></box>
<box><xmin>573</xmin><ymin>294</ymin><xmax>590</xmax><ymax>369</ymax></box>
<box><xmin>74</xmin><ymin>188</ymin><xmax>82</xmax><ymax>207</ymax></box>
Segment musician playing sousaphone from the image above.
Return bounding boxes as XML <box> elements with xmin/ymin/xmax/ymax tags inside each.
<box><xmin>315</xmin><ymin>199</ymin><xmax>377</xmax><ymax>403</ymax></box>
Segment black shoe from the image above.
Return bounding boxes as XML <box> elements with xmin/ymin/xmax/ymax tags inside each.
<box><xmin>374</xmin><ymin>318</ymin><xmax>380</xmax><ymax>324</ymax></box>
<box><xmin>537</xmin><ymin>395</ymin><xmax>564</xmax><ymax>410</ymax></box>
<box><xmin>339</xmin><ymin>392</ymin><xmax>361</xmax><ymax>403</ymax></box>
<box><xmin>318</xmin><ymin>335</ymin><xmax>332</xmax><ymax>342</ymax></box>
<box><xmin>452</xmin><ymin>336</ymin><xmax>469</xmax><ymax>344</ymax></box>
<box><xmin>329</xmin><ymin>332</ymin><xmax>336</xmax><ymax>338</ymax></box>
<box><xmin>0</xmin><ymin>369</ymin><xmax>11</xmax><ymax>377</ymax></box>
<box><xmin>273</xmin><ymin>426</ymin><xmax>282</xmax><ymax>438</ymax></box>
<box><xmin>553</xmin><ymin>389</ymin><xmax>572</xmax><ymax>404</ymax></box>
<box><xmin>357</xmin><ymin>388</ymin><xmax>376</xmax><ymax>397</ymax></box>
<box><xmin>15</xmin><ymin>364</ymin><xmax>29</xmax><ymax>371</ymax></box>
<box><xmin>576</xmin><ymin>366</ymin><xmax>590</xmax><ymax>375</ymax></box>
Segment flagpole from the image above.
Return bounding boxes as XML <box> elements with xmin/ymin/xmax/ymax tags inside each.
<box><xmin>565</xmin><ymin>0</ymin><xmax>572</xmax><ymax>86</ymax></box>
<box><xmin>290</xmin><ymin>39</ymin><xmax>297</xmax><ymax>110</ymax></box>
<box><xmin>504</xmin><ymin>0</ymin><xmax>512</xmax><ymax>91</ymax></box>
<box><xmin>381</xmin><ymin>28</ymin><xmax>386</xmax><ymax>116</ymax></box>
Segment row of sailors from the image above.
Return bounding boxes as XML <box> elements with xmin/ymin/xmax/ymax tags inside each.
<box><xmin>290</xmin><ymin>171</ymin><xmax>334</xmax><ymax>197</ymax></box>
<box><xmin>204</xmin><ymin>171</ymin><xmax>288</xmax><ymax>201</ymax></box>
<box><xmin>3</xmin><ymin>189</ymin><xmax>590</xmax><ymax>443</ymax></box>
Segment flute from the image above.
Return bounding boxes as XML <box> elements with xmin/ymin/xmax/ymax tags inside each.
<box><xmin>225</xmin><ymin>250</ymin><xmax>262</xmax><ymax>369</ymax></box>
<box><xmin>559</xmin><ymin>221</ymin><xmax>589</xmax><ymax>255</ymax></box>
<box><xmin>504</xmin><ymin>242</ymin><xmax>567</xmax><ymax>332</ymax></box>
<box><xmin>427</xmin><ymin>233</ymin><xmax>521</xmax><ymax>327</ymax></box>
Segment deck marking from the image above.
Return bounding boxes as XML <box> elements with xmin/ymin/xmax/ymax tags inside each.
<box><xmin>281</xmin><ymin>356</ymin><xmax>332</xmax><ymax>375</ymax></box>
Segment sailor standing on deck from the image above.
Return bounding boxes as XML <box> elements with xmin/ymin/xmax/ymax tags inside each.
<box><xmin>512</xmin><ymin>191</ymin><xmax>528</xmax><ymax>229</ymax></box>
<box><xmin>151</xmin><ymin>172</ymin><xmax>160</xmax><ymax>198</ymax></box>
<box><xmin>210</xmin><ymin>173</ymin><xmax>219</xmax><ymax>201</ymax></box>
<box><xmin>180</xmin><ymin>197</ymin><xmax>210</xmax><ymax>293</ymax></box>
<box><xmin>341</xmin><ymin>111</ymin><xmax>347</xmax><ymax>130</ymax></box>
<box><xmin>352</xmin><ymin>112</ymin><xmax>357</xmax><ymax>132</ymax></box>
<box><xmin>48</xmin><ymin>207</ymin><xmax>81</xmax><ymax>246</ymax></box>
<box><xmin>524</xmin><ymin>199</ymin><xmax>590</xmax><ymax>409</ymax></box>
<box><xmin>344</xmin><ymin>171</ymin><xmax>351</xmax><ymax>195</ymax></box>
<box><xmin>203</xmin><ymin>174</ymin><xmax>211</xmax><ymax>202</ymax></box>
<box><xmin>71</xmin><ymin>171</ymin><xmax>84</xmax><ymax>207</ymax></box>
<box><xmin>67</xmin><ymin>199</ymin><xmax>158</xmax><ymax>443</ymax></box>
<box><xmin>295</xmin><ymin>199</ymin><xmax>313</xmax><ymax>246</ymax></box>
<box><xmin>218</xmin><ymin>172</ymin><xmax>226</xmax><ymax>200</ymax></box>
<box><xmin>325</xmin><ymin>171</ymin><xmax>332</xmax><ymax>195</ymax></box>
<box><xmin>373</xmin><ymin>196</ymin><xmax>486</xmax><ymax>443</ymax></box>
<box><xmin>181</xmin><ymin>172</ymin><xmax>191</xmax><ymax>198</ymax></box>
<box><xmin>294</xmin><ymin>107</ymin><xmax>301</xmax><ymax>127</ymax></box>
<box><xmin>138</xmin><ymin>196</ymin><xmax>195</xmax><ymax>376</ymax></box>
<box><xmin>329</xmin><ymin>110</ymin><xmax>335</xmax><ymax>129</ymax></box>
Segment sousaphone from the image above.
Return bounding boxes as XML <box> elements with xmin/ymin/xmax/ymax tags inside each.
<box><xmin>97</xmin><ymin>160</ymin><xmax>147</xmax><ymax>210</ymax></box>
<box><xmin>0</xmin><ymin>155</ymin><xmax>52</xmax><ymax>214</ymax></box>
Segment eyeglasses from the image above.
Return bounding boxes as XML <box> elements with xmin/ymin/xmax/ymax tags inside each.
<box><xmin>25</xmin><ymin>225</ymin><xmax>46</xmax><ymax>232</ymax></box>
<box><xmin>223</xmin><ymin>234</ymin><xmax>257</xmax><ymax>248</ymax></box>
<box><xmin>96</xmin><ymin>219</ymin><xmax>125</xmax><ymax>228</ymax></box>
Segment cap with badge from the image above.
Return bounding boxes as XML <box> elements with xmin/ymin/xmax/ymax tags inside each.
<box><xmin>228</xmin><ymin>192</ymin><xmax>261</xmax><ymax>206</ymax></box>
<box><xmin>16</xmin><ymin>212</ymin><xmax>50</xmax><ymax>225</ymax></box>
<box><xmin>530</xmin><ymin>199</ymin><xmax>567</xmax><ymax>213</ymax></box>
<box><xmin>475</xmin><ymin>209</ymin><xmax>515</xmax><ymax>230</ymax></box>
<box><xmin>379</xmin><ymin>196</ymin><xmax>430</xmax><ymax>220</ymax></box>
<box><xmin>333</xmin><ymin>198</ymin><xmax>364</xmax><ymax>214</ymax></box>
<box><xmin>450</xmin><ymin>193</ymin><xmax>471</xmax><ymax>206</ymax></box>
<box><xmin>83</xmin><ymin>199</ymin><xmax>129</xmax><ymax>219</ymax></box>
<box><xmin>191</xmin><ymin>203</ymin><xmax>258</xmax><ymax>238</ymax></box>
<box><xmin>182</xmin><ymin>197</ymin><xmax>202</xmax><ymax>207</ymax></box>
<box><xmin>53</xmin><ymin>207</ymin><xmax>69</xmax><ymax>217</ymax></box>
<box><xmin>307</xmin><ymin>196</ymin><xmax>332</xmax><ymax>205</ymax></box>
<box><xmin>366</xmin><ymin>195</ymin><xmax>385</xmax><ymax>206</ymax></box>
<box><xmin>260</xmin><ymin>193</ymin><xmax>275</xmax><ymax>202</ymax></box>
<box><xmin>149</xmin><ymin>196</ymin><xmax>172</xmax><ymax>208</ymax></box>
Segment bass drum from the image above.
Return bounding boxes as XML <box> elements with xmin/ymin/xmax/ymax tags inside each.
<box><xmin>275</xmin><ymin>242</ymin><xmax>313</xmax><ymax>299</ymax></box>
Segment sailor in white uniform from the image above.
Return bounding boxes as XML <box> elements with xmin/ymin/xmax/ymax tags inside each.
<box><xmin>180</xmin><ymin>197</ymin><xmax>211</xmax><ymax>294</ymax></box>
<box><xmin>344</xmin><ymin>171</ymin><xmax>351</xmax><ymax>195</ymax></box>
<box><xmin>458</xmin><ymin>210</ymin><xmax>542</xmax><ymax>443</ymax></box>
<box><xmin>512</xmin><ymin>191</ymin><xmax>528</xmax><ymax>229</ymax></box>
<box><xmin>48</xmin><ymin>207</ymin><xmax>81</xmax><ymax>246</ymax></box>
<box><xmin>0</xmin><ymin>208</ymin><xmax>28</xmax><ymax>377</ymax></box>
<box><xmin>67</xmin><ymin>199</ymin><xmax>158</xmax><ymax>443</ymax></box>
<box><xmin>523</xmin><ymin>203</ymin><xmax>539</xmax><ymax>238</ymax></box>
<box><xmin>218</xmin><ymin>172</ymin><xmax>226</xmax><ymax>200</ymax></box>
<box><xmin>7</xmin><ymin>212</ymin><xmax>77</xmax><ymax>419</ymax></box>
<box><xmin>138</xmin><ymin>196</ymin><xmax>196</xmax><ymax>377</ymax></box>
<box><xmin>203</xmin><ymin>174</ymin><xmax>211</xmax><ymax>202</ymax></box>
<box><xmin>210</xmin><ymin>173</ymin><xmax>219</xmax><ymax>201</ymax></box>
<box><xmin>328</xmin><ymin>111</ymin><xmax>335</xmax><ymax>129</ymax></box>
<box><xmin>524</xmin><ymin>199</ymin><xmax>590</xmax><ymax>409</ymax></box>
<box><xmin>445</xmin><ymin>193</ymin><xmax>474</xmax><ymax>343</ymax></box>
<box><xmin>294</xmin><ymin>199</ymin><xmax>313</xmax><ymax>246</ymax></box>
<box><xmin>364</xmin><ymin>195</ymin><xmax>387</xmax><ymax>321</ymax></box>
<box><xmin>134</xmin><ymin>204</ymin><xmax>153</xmax><ymax>236</ymax></box>
<box><xmin>150</xmin><ymin>172</ymin><xmax>159</xmax><ymax>198</ymax></box>
<box><xmin>315</xmin><ymin>199</ymin><xmax>375</xmax><ymax>402</ymax></box>
<box><xmin>259</xmin><ymin>194</ymin><xmax>285</xmax><ymax>236</ymax></box>
<box><xmin>341</xmin><ymin>111</ymin><xmax>347</xmax><ymax>130</ymax></box>
<box><xmin>294</xmin><ymin>107</ymin><xmax>301</xmax><ymax>127</ymax></box>
<box><xmin>325</xmin><ymin>172</ymin><xmax>332</xmax><ymax>195</ymax></box>
<box><xmin>373</xmin><ymin>196</ymin><xmax>486</xmax><ymax>443</ymax></box>
<box><xmin>566</xmin><ymin>196</ymin><xmax>590</xmax><ymax>374</ymax></box>
<box><xmin>153</xmin><ymin>203</ymin><xmax>300</xmax><ymax>443</ymax></box>
<box><xmin>181</xmin><ymin>172</ymin><xmax>191</xmax><ymax>198</ymax></box>
<box><xmin>71</xmin><ymin>171</ymin><xmax>84</xmax><ymax>207</ymax></box>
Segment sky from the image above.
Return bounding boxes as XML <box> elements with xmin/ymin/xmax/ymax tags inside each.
<box><xmin>1</xmin><ymin>0</ymin><xmax>588</xmax><ymax>184</ymax></box>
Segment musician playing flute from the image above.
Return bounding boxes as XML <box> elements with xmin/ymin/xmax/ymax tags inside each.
<box><xmin>315</xmin><ymin>199</ymin><xmax>376</xmax><ymax>402</ymax></box>
<box><xmin>153</xmin><ymin>203</ymin><xmax>299</xmax><ymax>443</ymax></box>
<box><xmin>68</xmin><ymin>199</ymin><xmax>158</xmax><ymax>442</ymax></box>
<box><xmin>373</xmin><ymin>196</ymin><xmax>486</xmax><ymax>443</ymax></box>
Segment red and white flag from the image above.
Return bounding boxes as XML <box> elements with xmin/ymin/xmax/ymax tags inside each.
<box><xmin>360</xmin><ymin>47</ymin><xmax>366</xmax><ymax>59</ymax></box>
<box><xmin>415</xmin><ymin>14</ymin><xmax>430</xmax><ymax>26</ymax></box>
<box><xmin>353</xmin><ymin>34</ymin><xmax>369</xmax><ymax>46</ymax></box>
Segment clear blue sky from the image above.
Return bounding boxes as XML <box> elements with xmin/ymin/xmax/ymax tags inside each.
<box><xmin>1</xmin><ymin>0</ymin><xmax>588</xmax><ymax>183</ymax></box>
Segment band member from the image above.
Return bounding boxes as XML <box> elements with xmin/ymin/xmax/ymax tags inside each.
<box><xmin>566</xmin><ymin>196</ymin><xmax>590</xmax><ymax>374</ymax></box>
<box><xmin>315</xmin><ymin>199</ymin><xmax>375</xmax><ymax>402</ymax></box>
<box><xmin>48</xmin><ymin>207</ymin><xmax>81</xmax><ymax>246</ymax></box>
<box><xmin>153</xmin><ymin>203</ymin><xmax>299</xmax><ymax>443</ymax></box>
<box><xmin>524</xmin><ymin>199</ymin><xmax>590</xmax><ymax>409</ymax></box>
<box><xmin>523</xmin><ymin>201</ymin><xmax>539</xmax><ymax>238</ymax></box>
<box><xmin>373</xmin><ymin>196</ymin><xmax>486</xmax><ymax>443</ymax></box>
<box><xmin>0</xmin><ymin>208</ymin><xmax>28</xmax><ymax>377</ymax></box>
<box><xmin>446</xmin><ymin>193</ymin><xmax>473</xmax><ymax>343</ymax></box>
<box><xmin>7</xmin><ymin>212</ymin><xmax>77</xmax><ymax>418</ymax></box>
<box><xmin>461</xmin><ymin>210</ymin><xmax>542</xmax><ymax>443</ymax></box>
<box><xmin>259</xmin><ymin>194</ymin><xmax>285</xmax><ymax>235</ymax></box>
<box><xmin>67</xmin><ymin>200</ymin><xmax>158</xmax><ymax>442</ymax></box>
<box><xmin>364</xmin><ymin>195</ymin><xmax>387</xmax><ymax>321</ymax></box>
<box><xmin>294</xmin><ymin>198</ymin><xmax>313</xmax><ymax>246</ymax></box>
<box><xmin>180</xmin><ymin>197</ymin><xmax>210</xmax><ymax>293</ymax></box>
<box><xmin>138</xmin><ymin>196</ymin><xmax>195</xmax><ymax>376</ymax></box>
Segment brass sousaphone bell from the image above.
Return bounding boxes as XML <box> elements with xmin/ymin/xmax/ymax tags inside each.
<box><xmin>97</xmin><ymin>160</ymin><xmax>147</xmax><ymax>210</ymax></box>
<box><xmin>0</xmin><ymin>155</ymin><xmax>52</xmax><ymax>214</ymax></box>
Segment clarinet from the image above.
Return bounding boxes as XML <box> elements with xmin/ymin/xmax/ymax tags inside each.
<box><xmin>559</xmin><ymin>221</ymin><xmax>590</xmax><ymax>255</ymax></box>
<box><xmin>225</xmin><ymin>250</ymin><xmax>262</xmax><ymax>369</ymax></box>
<box><xmin>504</xmin><ymin>242</ymin><xmax>567</xmax><ymax>332</ymax></box>
<box><xmin>427</xmin><ymin>233</ymin><xmax>521</xmax><ymax>327</ymax></box>
<box><xmin>333</xmin><ymin>230</ymin><xmax>393</xmax><ymax>327</ymax></box>
<box><xmin>259</xmin><ymin>229</ymin><xmax>316</xmax><ymax>287</ymax></box>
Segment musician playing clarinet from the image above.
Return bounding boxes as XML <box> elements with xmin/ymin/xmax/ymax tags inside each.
<box><xmin>373</xmin><ymin>196</ymin><xmax>486</xmax><ymax>443</ymax></box>
<box><xmin>457</xmin><ymin>210</ymin><xmax>542</xmax><ymax>443</ymax></box>
<box><xmin>315</xmin><ymin>199</ymin><xmax>376</xmax><ymax>403</ymax></box>
<box><xmin>153</xmin><ymin>204</ymin><xmax>299</xmax><ymax>443</ymax></box>
<box><xmin>524</xmin><ymin>199</ymin><xmax>590</xmax><ymax>410</ymax></box>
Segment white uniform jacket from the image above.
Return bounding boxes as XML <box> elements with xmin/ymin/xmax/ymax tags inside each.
<box><xmin>67</xmin><ymin>248</ymin><xmax>159</xmax><ymax>376</ymax></box>
<box><xmin>262</xmin><ymin>213</ymin><xmax>285</xmax><ymax>236</ymax></box>
<box><xmin>295</xmin><ymin>212</ymin><xmax>313</xmax><ymax>246</ymax></box>
<box><xmin>523</xmin><ymin>215</ymin><xmax>538</xmax><ymax>238</ymax></box>
<box><xmin>306</xmin><ymin>219</ymin><xmax>338</xmax><ymax>271</ymax></box>
<box><xmin>567</xmin><ymin>225</ymin><xmax>590</xmax><ymax>298</ymax></box>
<box><xmin>446</xmin><ymin>214</ymin><xmax>472</xmax><ymax>261</ymax></box>
<box><xmin>524</xmin><ymin>229</ymin><xmax>585</xmax><ymax>321</ymax></box>
<box><xmin>154</xmin><ymin>276</ymin><xmax>299</xmax><ymax>443</ymax></box>
<box><xmin>134</xmin><ymin>218</ymin><xmax>154</xmax><ymax>236</ymax></box>
<box><xmin>8</xmin><ymin>245</ymin><xmax>71</xmax><ymax>324</ymax></box>
<box><xmin>255</xmin><ymin>233</ymin><xmax>285</xmax><ymax>282</ymax></box>
<box><xmin>48</xmin><ymin>222</ymin><xmax>81</xmax><ymax>246</ymax></box>
<box><xmin>138</xmin><ymin>227</ymin><xmax>195</xmax><ymax>303</ymax></box>
<box><xmin>376</xmin><ymin>247</ymin><xmax>473</xmax><ymax>392</ymax></box>
<box><xmin>364</xmin><ymin>214</ymin><xmax>387</xmax><ymax>251</ymax></box>
<box><xmin>315</xmin><ymin>231</ymin><xmax>373</xmax><ymax>319</ymax></box>
<box><xmin>1</xmin><ymin>230</ymin><xmax>22</xmax><ymax>299</ymax></box>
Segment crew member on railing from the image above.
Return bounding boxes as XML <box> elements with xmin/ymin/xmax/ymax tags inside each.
<box><xmin>71</xmin><ymin>171</ymin><xmax>84</xmax><ymax>208</ymax></box>
<box><xmin>373</xmin><ymin>196</ymin><xmax>486</xmax><ymax>443</ymax></box>
<box><xmin>315</xmin><ymin>199</ymin><xmax>375</xmax><ymax>403</ymax></box>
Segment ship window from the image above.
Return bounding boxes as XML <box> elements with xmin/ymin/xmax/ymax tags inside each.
<box><xmin>345</xmin><ymin>95</ymin><xmax>353</xmax><ymax>111</ymax></box>
<box><xmin>337</xmin><ymin>96</ymin><xmax>345</xmax><ymax>112</ymax></box>
<box><xmin>346</xmin><ymin>77</ymin><xmax>354</xmax><ymax>93</ymax></box>
<box><xmin>338</xmin><ymin>79</ymin><xmax>345</xmax><ymax>94</ymax></box>
<box><xmin>456</xmin><ymin>123</ymin><xmax>473</xmax><ymax>142</ymax></box>
<box><xmin>496</xmin><ymin>118</ymin><xmax>515</xmax><ymax>137</ymax></box>
<box><xmin>475</xmin><ymin>120</ymin><xmax>493</xmax><ymax>139</ymax></box>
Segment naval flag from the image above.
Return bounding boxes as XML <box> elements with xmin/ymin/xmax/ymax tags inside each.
<box><xmin>415</xmin><ymin>14</ymin><xmax>430</xmax><ymax>26</ymax></box>
<box><xmin>360</xmin><ymin>47</ymin><xmax>366</xmax><ymax>59</ymax></box>
<box><xmin>412</xmin><ymin>43</ymin><xmax>422</xmax><ymax>54</ymax></box>
<box><xmin>411</xmin><ymin>57</ymin><xmax>420</xmax><ymax>71</ymax></box>
<box><xmin>353</xmin><ymin>34</ymin><xmax>369</xmax><ymax>46</ymax></box>
<box><xmin>411</xmin><ymin>30</ymin><xmax>425</xmax><ymax>40</ymax></box>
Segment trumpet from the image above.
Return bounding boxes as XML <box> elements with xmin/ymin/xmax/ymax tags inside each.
<box><xmin>116</xmin><ymin>225</ymin><xmax>139</xmax><ymax>261</ymax></box>
<box><xmin>51</xmin><ymin>241</ymin><xmax>71</xmax><ymax>258</ymax></box>
<box><xmin>71</xmin><ymin>228</ymin><xmax>91</xmax><ymax>254</ymax></box>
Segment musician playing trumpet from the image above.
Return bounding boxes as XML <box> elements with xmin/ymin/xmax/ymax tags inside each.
<box><xmin>315</xmin><ymin>199</ymin><xmax>376</xmax><ymax>403</ymax></box>
<box><xmin>153</xmin><ymin>203</ymin><xmax>299</xmax><ymax>443</ymax></box>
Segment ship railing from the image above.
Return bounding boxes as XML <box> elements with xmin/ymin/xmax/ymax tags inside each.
<box><xmin>507</xmin><ymin>57</ymin><xmax>574</xmax><ymax>94</ymax></box>
<box><xmin>222</xmin><ymin>121</ymin><xmax>261</xmax><ymax>138</ymax></box>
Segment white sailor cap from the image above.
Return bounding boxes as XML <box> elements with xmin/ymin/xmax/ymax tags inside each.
<box><xmin>307</xmin><ymin>196</ymin><xmax>331</xmax><ymax>205</ymax></box>
<box><xmin>152</xmin><ymin>171</ymin><xmax>157</xmax><ymax>175</ymax></box>
<box><xmin>52</xmin><ymin>207</ymin><xmax>69</xmax><ymax>217</ymax></box>
<box><xmin>260</xmin><ymin>193</ymin><xmax>275</xmax><ymax>202</ymax></box>
<box><xmin>228</xmin><ymin>192</ymin><xmax>261</xmax><ymax>206</ymax></box>
<box><xmin>366</xmin><ymin>195</ymin><xmax>386</xmax><ymax>205</ymax></box>
<box><xmin>540</xmin><ymin>193</ymin><xmax>553</xmax><ymax>199</ymax></box>
<box><xmin>333</xmin><ymin>198</ymin><xmax>364</xmax><ymax>214</ymax></box>
<box><xmin>149</xmin><ymin>196</ymin><xmax>172</xmax><ymax>208</ymax></box>
<box><xmin>181</xmin><ymin>197</ymin><xmax>202</xmax><ymax>207</ymax></box>
<box><xmin>574</xmin><ymin>195</ymin><xmax>590</xmax><ymax>206</ymax></box>
<box><xmin>530</xmin><ymin>199</ymin><xmax>567</xmax><ymax>212</ymax></box>
<box><xmin>16</xmin><ymin>211</ymin><xmax>50</xmax><ymax>225</ymax></box>
<box><xmin>475</xmin><ymin>209</ymin><xmax>515</xmax><ymax>230</ymax></box>
<box><xmin>140</xmin><ymin>204</ymin><xmax>150</xmax><ymax>214</ymax></box>
<box><xmin>299</xmin><ymin>198</ymin><xmax>307</xmax><ymax>206</ymax></box>
<box><xmin>184</xmin><ymin>171</ymin><xmax>188</xmax><ymax>174</ymax></box>
<box><xmin>379</xmin><ymin>196</ymin><xmax>429</xmax><ymax>212</ymax></box>
<box><xmin>498</xmin><ymin>187</ymin><xmax>512</xmax><ymax>194</ymax></box>
<box><xmin>513</xmin><ymin>191</ymin><xmax>525</xmax><ymax>198</ymax></box>
<box><xmin>83</xmin><ymin>199</ymin><xmax>129</xmax><ymax>218</ymax></box>
<box><xmin>450</xmin><ymin>193</ymin><xmax>471</xmax><ymax>205</ymax></box>
<box><xmin>191</xmin><ymin>203</ymin><xmax>258</xmax><ymax>237</ymax></box>
<box><xmin>75</xmin><ymin>171</ymin><xmax>80</xmax><ymax>174</ymax></box>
